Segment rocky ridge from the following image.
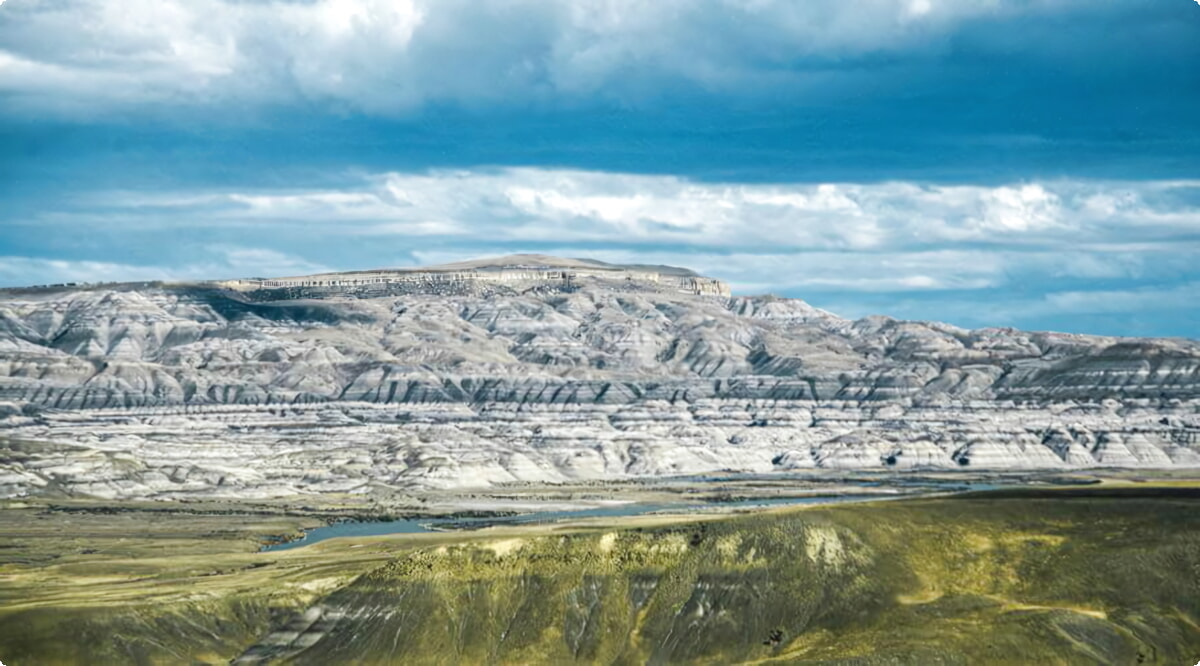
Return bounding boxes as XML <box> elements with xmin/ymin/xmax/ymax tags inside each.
<box><xmin>0</xmin><ymin>254</ymin><xmax>1197</xmax><ymax>499</ymax></box>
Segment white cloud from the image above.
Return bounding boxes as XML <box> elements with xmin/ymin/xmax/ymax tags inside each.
<box><xmin>0</xmin><ymin>257</ymin><xmax>174</xmax><ymax>286</ymax></box>
<box><xmin>203</xmin><ymin>247</ymin><xmax>333</xmax><ymax>279</ymax></box>
<box><xmin>908</xmin><ymin>0</ymin><xmax>934</xmax><ymax>17</ymax></box>
<box><xmin>0</xmin><ymin>248</ymin><xmax>330</xmax><ymax>286</ymax></box>
<box><xmin>973</xmin><ymin>184</ymin><xmax>1062</xmax><ymax>232</ymax></box>
<box><xmin>1040</xmin><ymin>282</ymin><xmax>1200</xmax><ymax>315</ymax></box>
<box><xmin>92</xmin><ymin>169</ymin><xmax>1199</xmax><ymax>254</ymax></box>
<box><xmin>14</xmin><ymin>171</ymin><xmax>1200</xmax><ymax>326</ymax></box>
<box><xmin>933</xmin><ymin>282</ymin><xmax>1200</xmax><ymax>330</ymax></box>
<box><xmin>0</xmin><ymin>0</ymin><xmax>1080</xmax><ymax>115</ymax></box>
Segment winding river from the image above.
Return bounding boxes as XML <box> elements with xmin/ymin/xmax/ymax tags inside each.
<box><xmin>263</xmin><ymin>478</ymin><xmax>1010</xmax><ymax>552</ymax></box>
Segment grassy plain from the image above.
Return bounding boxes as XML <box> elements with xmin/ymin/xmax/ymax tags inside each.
<box><xmin>0</xmin><ymin>484</ymin><xmax>1198</xmax><ymax>664</ymax></box>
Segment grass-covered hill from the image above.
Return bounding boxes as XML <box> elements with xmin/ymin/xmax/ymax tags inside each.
<box><xmin>2</xmin><ymin>488</ymin><xmax>1199</xmax><ymax>664</ymax></box>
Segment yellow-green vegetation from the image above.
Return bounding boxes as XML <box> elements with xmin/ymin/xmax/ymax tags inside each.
<box><xmin>0</xmin><ymin>505</ymin><xmax>400</xmax><ymax>665</ymax></box>
<box><xmin>2</xmin><ymin>488</ymin><xmax>1200</xmax><ymax>665</ymax></box>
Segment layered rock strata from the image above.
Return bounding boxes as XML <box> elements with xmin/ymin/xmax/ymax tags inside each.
<box><xmin>0</xmin><ymin>255</ymin><xmax>1197</xmax><ymax>498</ymax></box>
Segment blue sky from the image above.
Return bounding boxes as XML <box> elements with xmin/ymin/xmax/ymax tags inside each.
<box><xmin>1</xmin><ymin>0</ymin><xmax>1199</xmax><ymax>337</ymax></box>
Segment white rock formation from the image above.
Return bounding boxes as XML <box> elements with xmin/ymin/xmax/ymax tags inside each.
<box><xmin>0</xmin><ymin>255</ymin><xmax>1197</xmax><ymax>499</ymax></box>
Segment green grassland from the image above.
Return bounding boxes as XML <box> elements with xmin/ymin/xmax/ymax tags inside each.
<box><xmin>1</xmin><ymin>487</ymin><xmax>1199</xmax><ymax>664</ymax></box>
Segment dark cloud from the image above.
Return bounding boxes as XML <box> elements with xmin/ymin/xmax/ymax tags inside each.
<box><xmin>1</xmin><ymin>0</ymin><xmax>1198</xmax><ymax>336</ymax></box>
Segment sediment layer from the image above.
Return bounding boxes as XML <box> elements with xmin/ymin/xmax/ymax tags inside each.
<box><xmin>1</xmin><ymin>255</ymin><xmax>1198</xmax><ymax>498</ymax></box>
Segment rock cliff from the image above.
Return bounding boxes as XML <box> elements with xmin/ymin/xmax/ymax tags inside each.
<box><xmin>1</xmin><ymin>255</ymin><xmax>1197</xmax><ymax>498</ymax></box>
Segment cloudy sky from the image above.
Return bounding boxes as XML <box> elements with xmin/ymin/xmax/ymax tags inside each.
<box><xmin>1</xmin><ymin>0</ymin><xmax>1198</xmax><ymax>336</ymax></box>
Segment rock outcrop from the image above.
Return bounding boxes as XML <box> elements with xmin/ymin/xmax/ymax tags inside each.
<box><xmin>0</xmin><ymin>254</ymin><xmax>1197</xmax><ymax>498</ymax></box>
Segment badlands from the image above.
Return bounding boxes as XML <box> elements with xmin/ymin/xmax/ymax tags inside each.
<box><xmin>0</xmin><ymin>254</ymin><xmax>1198</xmax><ymax>501</ymax></box>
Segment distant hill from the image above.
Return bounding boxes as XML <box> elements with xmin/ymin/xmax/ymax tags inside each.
<box><xmin>0</xmin><ymin>255</ymin><xmax>1197</xmax><ymax>500</ymax></box>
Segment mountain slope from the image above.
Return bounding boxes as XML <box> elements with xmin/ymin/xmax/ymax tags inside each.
<box><xmin>0</xmin><ymin>256</ymin><xmax>1197</xmax><ymax>499</ymax></box>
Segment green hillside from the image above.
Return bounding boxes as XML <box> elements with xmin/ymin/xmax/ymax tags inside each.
<box><xmin>2</xmin><ymin>488</ymin><xmax>1199</xmax><ymax>665</ymax></box>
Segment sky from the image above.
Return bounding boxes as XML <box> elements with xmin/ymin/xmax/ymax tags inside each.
<box><xmin>1</xmin><ymin>0</ymin><xmax>1199</xmax><ymax>337</ymax></box>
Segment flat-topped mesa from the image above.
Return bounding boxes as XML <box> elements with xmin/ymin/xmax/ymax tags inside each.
<box><xmin>216</xmin><ymin>253</ymin><xmax>732</xmax><ymax>298</ymax></box>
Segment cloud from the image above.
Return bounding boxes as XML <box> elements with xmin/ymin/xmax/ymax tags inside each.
<box><xmin>0</xmin><ymin>257</ymin><xmax>175</xmax><ymax>286</ymax></box>
<box><xmin>74</xmin><ymin>169</ymin><xmax>1200</xmax><ymax>255</ymax></box>
<box><xmin>0</xmin><ymin>247</ymin><xmax>330</xmax><ymax>286</ymax></box>
<box><xmin>5</xmin><ymin>168</ymin><xmax>1200</xmax><ymax>336</ymax></box>
<box><xmin>19</xmin><ymin>167</ymin><xmax>1197</xmax><ymax>305</ymax></box>
<box><xmin>1039</xmin><ymin>282</ymin><xmax>1200</xmax><ymax>316</ymax></box>
<box><xmin>0</xmin><ymin>0</ymin><xmax>1137</xmax><ymax>117</ymax></box>
<box><xmin>831</xmin><ymin>280</ymin><xmax>1200</xmax><ymax>334</ymax></box>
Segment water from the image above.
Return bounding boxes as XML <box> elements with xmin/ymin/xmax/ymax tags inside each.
<box><xmin>262</xmin><ymin>477</ymin><xmax>1032</xmax><ymax>552</ymax></box>
<box><xmin>262</xmin><ymin>493</ymin><xmax>880</xmax><ymax>552</ymax></box>
<box><xmin>264</xmin><ymin>517</ymin><xmax>431</xmax><ymax>551</ymax></box>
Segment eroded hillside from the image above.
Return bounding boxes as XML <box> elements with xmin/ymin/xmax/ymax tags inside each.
<box><xmin>1</xmin><ymin>256</ymin><xmax>1199</xmax><ymax>499</ymax></box>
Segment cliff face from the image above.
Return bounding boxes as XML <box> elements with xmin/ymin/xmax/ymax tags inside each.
<box><xmin>0</xmin><ymin>256</ymin><xmax>1198</xmax><ymax>498</ymax></box>
<box><xmin>218</xmin><ymin>253</ymin><xmax>732</xmax><ymax>298</ymax></box>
